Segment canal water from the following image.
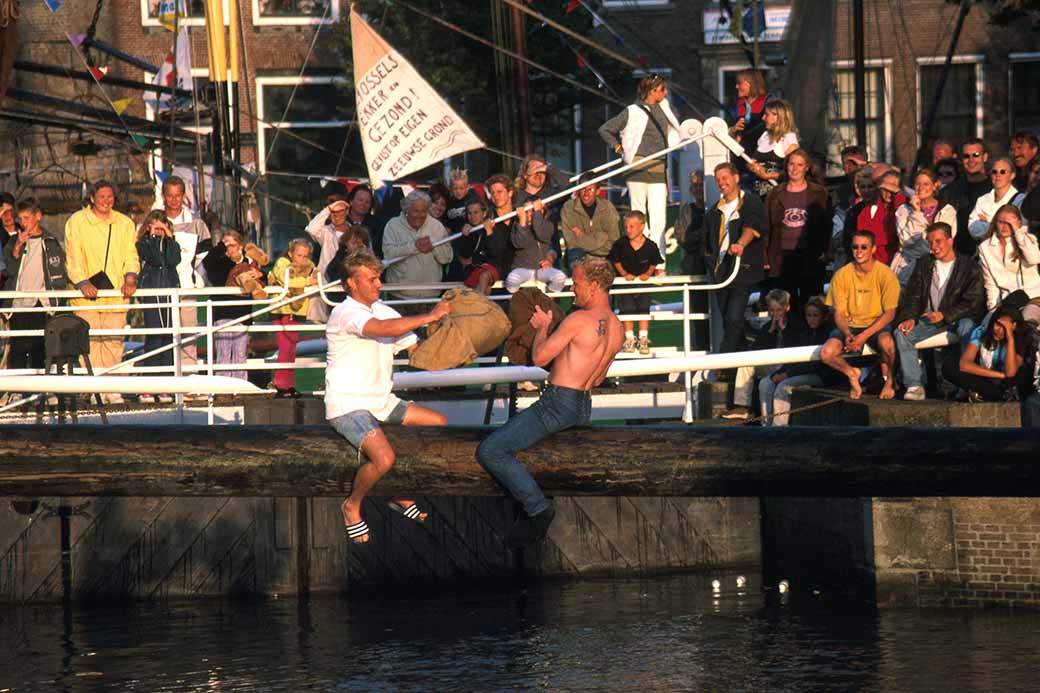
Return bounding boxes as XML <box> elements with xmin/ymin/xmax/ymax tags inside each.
<box><xmin>2</xmin><ymin>573</ymin><xmax>1039</xmax><ymax>691</ymax></box>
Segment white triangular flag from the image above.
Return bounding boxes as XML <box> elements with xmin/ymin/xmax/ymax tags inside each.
<box><xmin>350</xmin><ymin>8</ymin><xmax>484</xmax><ymax>188</ymax></box>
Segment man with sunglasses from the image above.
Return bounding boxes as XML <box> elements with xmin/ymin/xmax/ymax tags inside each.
<box><xmin>821</xmin><ymin>229</ymin><xmax>900</xmax><ymax>400</ymax></box>
<box><xmin>939</xmin><ymin>138</ymin><xmax>992</xmax><ymax>255</ymax></box>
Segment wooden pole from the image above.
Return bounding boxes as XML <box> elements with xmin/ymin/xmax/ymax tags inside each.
<box><xmin>1</xmin><ymin>425</ymin><xmax>1039</xmax><ymax>498</ymax></box>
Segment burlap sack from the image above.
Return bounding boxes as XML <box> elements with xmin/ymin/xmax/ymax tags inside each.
<box><xmin>409</xmin><ymin>288</ymin><xmax>512</xmax><ymax>370</ymax></box>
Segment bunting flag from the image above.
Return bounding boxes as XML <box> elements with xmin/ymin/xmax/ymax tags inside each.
<box><xmin>148</xmin><ymin>26</ymin><xmax>193</xmax><ymax>112</ymax></box>
<box><xmin>88</xmin><ymin>66</ymin><xmax>109</xmax><ymax>81</ymax></box>
<box><xmin>156</xmin><ymin>0</ymin><xmax>183</xmax><ymax>32</ymax></box>
<box><xmin>44</xmin><ymin>0</ymin><xmax>63</xmax><ymax>12</ymax></box>
<box><xmin>132</xmin><ymin>134</ymin><xmax>149</xmax><ymax>148</ymax></box>
<box><xmin>155</xmin><ymin>170</ymin><xmax>170</xmax><ymax>183</ymax></box>
<box><xmin>111</xmin><ymin>98</ymin><xmax>132</xmax><ymax>115</ymax></box>
<box><xmin>350</xmin><ymin>8</ymin><xmax>484</xmax><ymax>189</ymax></box>
<box><xmin>728</xmin><ymin>0</ymin><xmax>745</xmax><ymax>40</ymax></box>
<box><xmin>565</xmin><ymin>0</ymin><xmax>580</xmax><ymax>12</ymax></box>
<box><xmin>65</xmin><ymin>32</ymin><xmax>86</xmax><ymax>47</ymax></box>
<box><xmin>576</xmin><ymin>54</ymin><xmax>585</xmax><ymax>70</ymax></box>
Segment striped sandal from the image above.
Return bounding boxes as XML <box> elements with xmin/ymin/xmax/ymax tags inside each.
<box><xmin>387</xmin><ymin>501</ymin><xmax>427</xmax><ymax>524</ymax></box>
<box><xmin>345</xmin><ymin>520</ymin><xmax>370</xmax><ymax>544</ymax></box>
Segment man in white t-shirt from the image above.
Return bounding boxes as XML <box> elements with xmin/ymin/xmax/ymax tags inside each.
<box><xmin>326</xmin><ymin>250</ymin><xmax>450</xmax><ymax>545</ymax></box>
<box><xmin>893</xmin><ymin>221</ymin><xmax>984</xmax><ymax>400</ymax></box>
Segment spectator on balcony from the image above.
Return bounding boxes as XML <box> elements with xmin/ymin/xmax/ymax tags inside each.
<box><xmin>599</xmin><ymin>73</ymin><xmax>681</xmax><ymax>268</ymax></box>
<box><xmin>821</xmin><ymin>229</ymin><xmax>900</xmax><ymax>400</ymax></box>
<box><xmin>268</xmin><ymin>238</ymin><xmax>317</xmax><ymax>398</ymax></box>
<box><xmin>968</xmin><ymin>157</ymin><xmax>1024</xmax><ymax>241</ymax></box>
<box><xmin>201</xmin><ymin>230</ymin><xmax>268</xmax><ymax>381</ymax></box>
<box><xmin>0</xmin><ymin>192</ymin><xmax>19</xmax><ymax>258</ymax></box>
<box><xmin>325</xmin><ymin>226</ymin><xmax>372</xmax><ymax>285</ymax></box>
<box><xmin>978</xmin><ymin>204</ymin><xmax>1040</xmax><ymax>314</ymax></box>
<box><xmin>891</xmin><ymin>168</ymin><xmax>958</xmax><ymax>287</ymax></box>
<box><xmin>560</xmin><ymin>174</ymin><xmax>620</xmax><ymax>264</ymax></box>
<box><xmin>746</xmin><ymin>98</ymin><xmax>799</xmax><ymax>199</ymax></box>
<box><xmin>935</xmin><ymin>157</ymin><xmax>959</xmax><ymax>191</ymax></box>
<box><xmin>305</xmin><ymin>195</ymin><xmax>354</xmax><ymax>321</ymax></box>
<box><xmin>382</xmin><ymin>190</ymin><xmax>454</xmax><ymax>313</ymax></box>
<box><xmin>837</xmin><ymin>164</ymin><xmax>879</xmax><ymax>269</ymax></box>
<box><xmin>1022</xmin><ymin>158</ymin><xmax>1040</xmax><ymax>238</ymax></box>
<box><xmin>893</xmin><ymin>221</ymin><xmax>984</xmax><ymax>401</ymax></box>
<box><xmin>833</xmin><ymin>145</ymin><xmax>867</xmax><ymax>216</ymax></box>
<box><xmin>727</xmin><ymin>68</ymin><xmax>770</xmax><ymax>158</ymax></box>
<box><xmin>65</xmin><ymin>180</ymin><xmax>140</xmax><ymax>400</ymax></box>
<box><xmin>760</xmin><ymin>295</ymin><xmax>834</xmax><ymax>426</ymax></box>
<box><xmin>135</xmin><ymin>211</ymin><xmax>181</xmax><ymax>402</ymax></box>
<box><xmin>457</xmin><ymin>179</ymin><xmax>517</xmax><ymax>296</ymax></box>
<box><xmin>931</xmin><ymin>139</ymin><xmax>956</xmax><ymax>168</ymax></box>
<box><xmin>939</xmin><ymin>138</ymin><xmax>991</xmax><ymax>256</ymax></box>
<box><xmin>764</xmin><ymin>148</ymin><xmax>831</xmax><ymax>311</ymax></box>
<box><xmin>506</xmin><ymin>192</ymin><xmax>567</xmax><ymax>295</ymax></box>
<box><xmin>156</xmin><ymin>175</ymin><xmax>210</xmax><ymax>367</ymax></box>
<box><xmin>704</xmin><ymin>161</ymin><xmax>766</xmax><ymax>380</ymax></box>
<box><xmin>943</xmin><ymin>303</ymin><xmax>1033</xmax><ymax>402</ymax></box>
<box><xmin>1</xmin><ymin>198</ymin><xmax>67</xmax><ymax>372</ymax></box>
<box><xmin>610</xmin><ymin>211</ymin><xmax>663</xmax><ymax>355</ymax></box>
<box><xmin>856</xmin><ymin>168</ymin><xmax>906</xmax><ymax>267</ymax></box>
<box><xmin>443</xmin><ymin>169</ymin><xmax>485</xmax><ymax>281</ymax></box>
<box><xmin>725</xmin><ymin>289</ymin><xmax>804</xmax><ymax>421</ymax></box>
<box><xmin>1011</xmin><ymin>131</ymin><xmax>1039</xmax><ymax>193</ymax></box>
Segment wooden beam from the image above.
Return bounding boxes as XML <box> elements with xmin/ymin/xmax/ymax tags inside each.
<box><xmin>1</xmin><ymin>425</ymin><xmax>1038</xmax><ymax>498</ymax></box>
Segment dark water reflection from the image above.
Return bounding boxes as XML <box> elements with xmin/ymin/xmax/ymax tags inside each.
<box><xmin>2</xmin><ymin>573</ymin><xmax>1039</xmax><ymax>691</ymax></box>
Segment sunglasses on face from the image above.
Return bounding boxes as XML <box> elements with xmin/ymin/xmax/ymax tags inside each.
<box><xmin>962</xmin><ymin>151</ymin><xmax>983</xmax><ymax>159</ymax></box>
<box><xmin>852</xmin><ymin>244</ymin><xmax>872</xmax><ymax>250</ymax></box>
<box><xmin>990</xmin><ymin>169</ymin><xmax>1010</xmax><ymax>175</ymax></box>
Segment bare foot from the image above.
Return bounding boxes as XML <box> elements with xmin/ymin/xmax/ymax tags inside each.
<box><xmin>879</xmin><ymin>381</ymin><xmax>896</xmax><ymax>400</ymax></box>
<box><xmin>341</xmin><ymin>499</ymin><xmax>369</xmax><ymax>543</ymax></box>
<box><xmin>847</xmin><ymin>367</ymin><xmax>862</xmax><ymax>400</ymax></box>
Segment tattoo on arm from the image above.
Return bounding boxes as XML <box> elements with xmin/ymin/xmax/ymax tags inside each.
<box><xmin>597</xmin><ymin>319</ymin><xmax>606</xmax><ymax>336</ymax></box>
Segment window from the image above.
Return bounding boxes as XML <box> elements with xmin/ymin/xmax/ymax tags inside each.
<box><xmin>252</xmin><ymin>0</ymin><xmax>339</xmax><ymax>25</ymax></box>
<box><xmin>1010</xmin><ymin>56</ymin><xmax>1040</xmax><ymax>135</ymax></box>
<box><xmin>917</xmin><ymin>58</ymin><xmax>982</xmax><ymax>147</ymax></box>
<box><xmin>827</xmin><ymin>66</ymin><xmax>889</xmax><ymax>175</ymax></box>
<box><xmin>141</xmin><ymin>0</ymin><xmax>228</xmax><ymax>27</ymax></box>
<box><xmin>256</xmin><ymin>77</ymin><xmax>362</xmax><ymax>241</ymax></box>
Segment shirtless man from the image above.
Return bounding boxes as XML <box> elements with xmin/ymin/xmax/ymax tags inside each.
<box><xmin>476</xmin><ymin>256</ymin><xmax>623</xmax><ymax>546</ymax></box>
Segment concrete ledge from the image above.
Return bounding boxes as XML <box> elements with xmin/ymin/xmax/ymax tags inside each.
<box><xmin>789</xmin><ymin>387</ymin><xmax>1022</xmax><ymax>427</ymax></box>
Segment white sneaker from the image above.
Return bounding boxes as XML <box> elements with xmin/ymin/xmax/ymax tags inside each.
<box><xmin>517</xmin><ymin>380</ymin><xmax>540</xmax><ymax>392</ymax></box>
<box><xmin>622</xmin><ymin>336</ymin><xmax>636</xmax><ymax>353</ymax></box>
<box><xmin>138</xmin><ymin>394</ymin><xmax>155</xmax><ymax>403</ymax></box>
<box><xmin>637</xmin><ymin>336</ymin><xmax>650</xmax><ymax>355</ymax></box>
<box><xmin>104</xmin><ymin>393</ymin><xmax>124</xmax><ymax>404</ymax></box>
<box><xmin>904</xmin><ymin>385</ymin><xmax>925</xmax><ymax>401</ymax></box>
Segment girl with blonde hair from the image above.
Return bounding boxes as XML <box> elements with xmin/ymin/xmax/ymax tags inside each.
<box><xmin>747</xmin><ymin>98</ymin><xmax>799</xmax><ymax>198</ymax></box>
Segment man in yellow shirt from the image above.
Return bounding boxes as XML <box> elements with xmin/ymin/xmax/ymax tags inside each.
<box><xmin>65</xmin><ymin>181</ymin><xmax>140</xmax><ymax>398</ymax></box>
<box><xmin>822</xmin><ymin>229</ymin><xmax>900</xmax><ymax>400</ymax></box>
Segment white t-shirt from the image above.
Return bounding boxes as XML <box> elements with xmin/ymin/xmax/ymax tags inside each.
<box><xmin>324</xmin><ymin>296</ymin><xmax>417</xmax><ymax>421</ymax></box>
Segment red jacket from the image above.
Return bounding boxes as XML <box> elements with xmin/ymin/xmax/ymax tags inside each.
<box><xmin>855</xmin><ymin>193</ymin><xmax>907</xmax><ymax>265</ymax></box>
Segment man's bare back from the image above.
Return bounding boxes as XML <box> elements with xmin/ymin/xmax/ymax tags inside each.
<box><xmin>547</xmin><ymin>304</ymin><xmax>623</xmax><ymax>390</ymax></box>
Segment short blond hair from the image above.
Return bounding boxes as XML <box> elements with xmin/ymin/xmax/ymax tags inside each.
<box><xmin>572</xmin><ymin>256</ymin><xmax>615</xmax><ymax>292</ymax></box>
<box><xmin>341</xmin><ymin>250</ymin><xmax>383</xmax><ymax>288</ymax></box>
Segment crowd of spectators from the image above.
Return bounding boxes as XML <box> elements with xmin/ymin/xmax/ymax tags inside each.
<box><xmin>1</xmin><ymin>71</ymin><xmax>1040</xmax><ymax>424</ymax></box>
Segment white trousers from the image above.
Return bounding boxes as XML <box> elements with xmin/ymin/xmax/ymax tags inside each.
<box><xmin>626</xmin><ymin>180</ymin><xmax>668</xmax><ymax>267</ymax></box>
<box><xmin>505</xmin><ymin>267</ymin><xmax>568</xmax><ymax>293</ymax></box>
<box><xmin>759</xmin><ymin>373</ymin><xmax>824</xmax><ymax>426</ymax></box>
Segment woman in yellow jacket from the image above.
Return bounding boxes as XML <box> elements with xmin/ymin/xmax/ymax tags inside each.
<box><xmin>65</xmin><ymin>181</ymin><xmax>140</xmax><ymax>399</ymax></box>
<box><xmin>268</xmin><ymin>238</ymin><xmax>317</xmax><ymax>398</ymax></box>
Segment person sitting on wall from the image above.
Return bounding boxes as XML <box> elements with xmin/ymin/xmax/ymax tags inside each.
<box><xmin>943</xmin><ymin>303</ymin><xmax>1035</xmax><ymax>403</ymax></box>
<box><xmin>821</xmin><ymin>229</ymin><xmax>901</xmax><ymax>400</ymax></box>
<box><xmin>760</xmin><ymin>295</ymin><xmax>835</xmax><ymax>426</ymax></box>
<box><xmin>326</xmin><ymin>250</ymin><xmax>451</xmax><ymax>545</ymax></box>
<box><xmin>893</xmin><ymin>221</ymin><xmax>984</xmax><ymax>401</ymax></box>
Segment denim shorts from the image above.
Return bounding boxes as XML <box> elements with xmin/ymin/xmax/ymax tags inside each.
<box><xmin>328</xmin><ymin>400</ymin><xmax>410</xmax><ymax>450</ymax></box>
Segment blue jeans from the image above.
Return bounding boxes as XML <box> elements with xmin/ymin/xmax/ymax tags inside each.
<box><xmin>476</xmin><ymin>384</ymin><xmax>591</xmax><ymax>516</ymax></box>
<box><xmin>894</xmin><ymin>318</ymin><xmax>975</xmax><ymax>389</ymax></box>
<box><xmin>716</xmin><ymin>284</ymin><xmax>753</xmax><ymax>355</ymax></box>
